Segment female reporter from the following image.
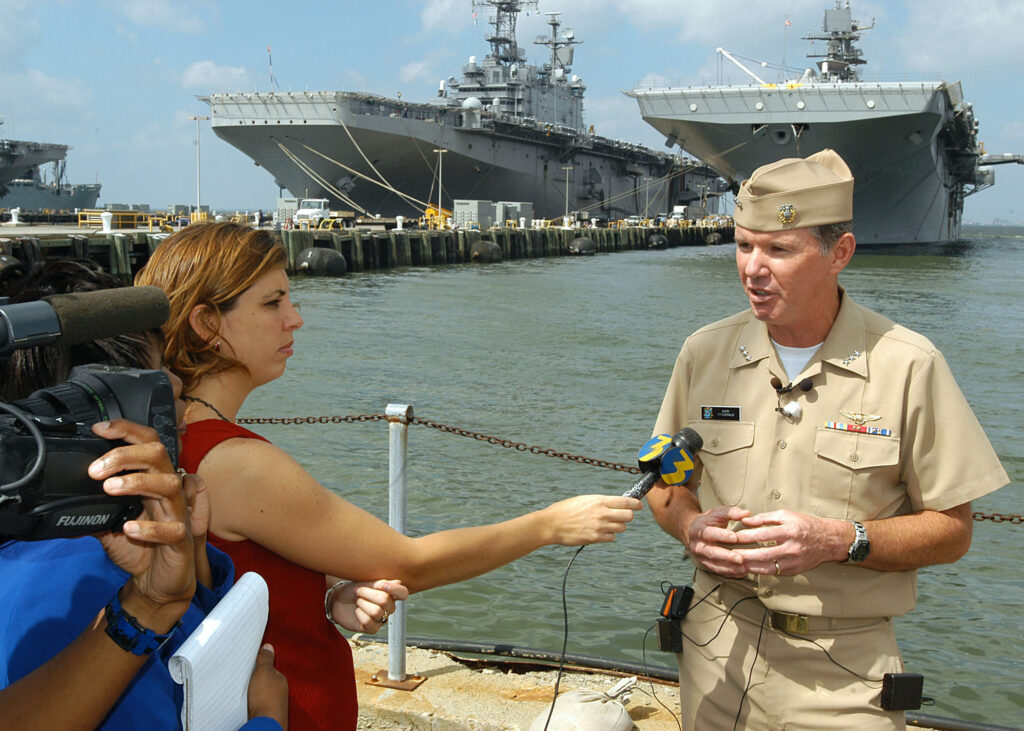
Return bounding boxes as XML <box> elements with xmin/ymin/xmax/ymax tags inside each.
<box><xmin>136</xmin><ymin>222</ymin><xmax>641</xmax><ymax>730</ymax></box>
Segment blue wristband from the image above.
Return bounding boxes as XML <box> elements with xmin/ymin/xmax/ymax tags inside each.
<box><xmin>104</xmin><ymin>590</ymin><xmax>181</xmax><ymax>656</ymax></box>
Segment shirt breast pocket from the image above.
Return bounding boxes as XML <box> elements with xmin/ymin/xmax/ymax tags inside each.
<box><xmin>811</xmin><ymin>428</ymin><xmax>903</xmax><ymax>519</ymax></box>
<box><xmin>692</xmin><ymin>420</ymin><xmax>754</xmax><ymax>506</ymax></box>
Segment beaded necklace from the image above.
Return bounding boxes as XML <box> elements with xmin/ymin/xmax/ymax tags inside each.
<box><xmin>182</xmin><ymin>395</ymin><xmax>233</xmax><ymax>423</ymax></box>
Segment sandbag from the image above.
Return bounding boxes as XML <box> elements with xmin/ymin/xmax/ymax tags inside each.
<box><xmin>527</xmin><ymin>677</ymin><xmax>636</xmax><ymax>731</ymax></box>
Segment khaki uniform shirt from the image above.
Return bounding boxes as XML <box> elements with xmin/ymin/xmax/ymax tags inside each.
<box><xmin>654</xmin><ymin>292</ymin><xmax>1008</xmax><ymax>618</ymax></box>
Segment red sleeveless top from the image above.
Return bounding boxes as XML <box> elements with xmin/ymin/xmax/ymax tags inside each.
<box><xmin>181</xmin><ymin>420</ymin><xmax>358</xmax><ymax>731</ymax></box>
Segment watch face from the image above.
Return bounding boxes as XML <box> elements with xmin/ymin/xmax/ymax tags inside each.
<box><xmin>850</xmin><ymin>541</ymin><xmax>870</xmax><ymax>562</ymax></box>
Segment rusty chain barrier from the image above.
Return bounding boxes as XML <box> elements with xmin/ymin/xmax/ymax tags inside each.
<box><xmin>238</xmin><ymin>413</ymin><xmax>1020</xmax><ymax>525</ymax></box>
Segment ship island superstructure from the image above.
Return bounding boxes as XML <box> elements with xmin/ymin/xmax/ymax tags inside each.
<box><xmin>202</xmin><ymin>0</ymin><xmax>723</xmax><ymax>221</ymax></box>
<box><xmin>627</xmin><ymin>1</ymin><xmax>1015</xmax><ymax>245</ymax></box>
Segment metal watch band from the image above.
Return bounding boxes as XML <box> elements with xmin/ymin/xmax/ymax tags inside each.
<box><xmin>103</xmin><ymin>591</ymin><xmax>180</xmax><ymax>656</ymax></box>
<box><xmin>847</xmin><ymin>520</ymin><xmax>870</xmax><ymax>563</ymax></box>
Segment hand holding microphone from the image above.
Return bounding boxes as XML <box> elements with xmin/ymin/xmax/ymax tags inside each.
<box><xmin>623</xmin><ymin>428</ymin><xmax>703</xmax><ymax>500</ymax></box>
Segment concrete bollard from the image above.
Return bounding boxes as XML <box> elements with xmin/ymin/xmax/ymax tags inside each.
<box><xmin>100</xmin><ymin>211</ymin><xmax>113</xmax><ymax>233</ymax></box>
<box><xmin>395</xmin><ymin>215</ymin><xmax>404</xmax><ymax>230</ymax></box>
<box><xmin>10</xmin><ymin>208</ymin><xmax>20</xmax><ymax>225</ymax></box>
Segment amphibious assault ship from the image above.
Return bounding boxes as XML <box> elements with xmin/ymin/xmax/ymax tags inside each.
<box><xmin>627</xmin><ymin>1</ymin><xmax>1020</xmax><ymax>245</ymax></box>
<box><xmin>1</xmin><ymin>119</ymin><xmax>101</xmax><ymax>211</ymax></box>
<box><xmin>202</xmin><ymin>0</ymin><xmax>722</xmax><ymax>221</ymax></box>
<box><xmin>1</xmin><ymin>159</ymin><xmax>101</xmax><ymax>212</ymax></box>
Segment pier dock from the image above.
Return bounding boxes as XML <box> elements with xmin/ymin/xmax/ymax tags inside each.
<box><xmin>0</xmin><ymin>222</ymin><xmax>734</xmax><ymax>278</ymax></box>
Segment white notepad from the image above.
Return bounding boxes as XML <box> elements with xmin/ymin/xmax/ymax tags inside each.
<box><xmin>168</xmin><ymin>572</ymin><xmax>270</xmax><ymax>731</ymax></box>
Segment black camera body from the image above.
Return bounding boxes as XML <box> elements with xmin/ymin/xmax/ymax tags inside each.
<box><xmin>0</xmin><ymin>364</ymin><xmax>178</xmax><ymax>541</ymax></box>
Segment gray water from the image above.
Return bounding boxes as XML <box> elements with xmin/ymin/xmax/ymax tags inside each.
<box><xmin>247</xmin><ymin>227</ymin><xmax>1023</xmax><ymax>726</ymax></box>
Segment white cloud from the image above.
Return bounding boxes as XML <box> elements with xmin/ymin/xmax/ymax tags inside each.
<box><xmin>0</xmin><ymin>0</ymin><xmax>39</xmax><ymax>67</ymax></box>
<box><xmin>180</xmin><ymin>60</ymin><xmax>251</xmax><ymax>91</ymax></box>
<box><xmin>421</xmin><ymin>0</ymin><xmax>467</xmax><ymax>33</ymax></box>
<box><xmin>897</xmin><ymin>0</ymin><xmax>1024</xmax><ymax>71</ymax></box>
<box><xmin>635</xmin><ymin>72</ymin><xmax>673</xmax><ymax>90</ymax></box>
<box><xmin>103</xmin><ymin>0</ymin><xmax>209</xmax><ymax>34</ymax></box>
<box><xmin>0</xmin><ymin>69</ymin><xmax>92</xmax><ymax>124</ymax></box>
<box><xmin>400</xmin><ymin>61</ymin><xmax>431</xmax><ymax>84</ymax></box>
<box><xmin>583</xmin><ymin>93</ymin><xmax>663</xmax><ymax>146</ymax></box>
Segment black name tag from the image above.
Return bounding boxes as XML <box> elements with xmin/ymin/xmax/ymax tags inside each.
<box><xmin>702</xmin><ymin>406</ymin><xmax>740</xmax><ymax>421</ymax></box>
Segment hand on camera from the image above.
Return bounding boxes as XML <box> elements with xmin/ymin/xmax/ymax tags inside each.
<box><xmin>89</xmin><ymin>418</ymin><xmax>195</xmax><ymax>627</ymax></box>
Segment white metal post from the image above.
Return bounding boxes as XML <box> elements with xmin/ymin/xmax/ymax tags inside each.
<box><xmin>432</xmin><ymin>149</ymin><xmax>447</xmax><ymax>229</ymax></box>
<box><xmin>190</xmin><ymin>115</ymin><xmax>209</xmax><ymax>219</ymax></box>
<box><xmin>385</xmin><ymin>403</ymin><xmax>412</xmax><ymax>681</ymax></box>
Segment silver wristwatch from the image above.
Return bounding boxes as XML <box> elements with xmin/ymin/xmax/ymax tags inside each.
<box><xmin>847</xmin><ymin>520</ymin><xmax>870</xmax><ymax>563</ymax></box>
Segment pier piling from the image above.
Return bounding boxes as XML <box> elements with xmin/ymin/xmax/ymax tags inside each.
<box><xmin>0</xmin><ymin>223</ymin><xmax>733</xmax><ymax>278</ymax></box>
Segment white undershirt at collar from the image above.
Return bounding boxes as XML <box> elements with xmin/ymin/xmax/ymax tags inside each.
<box><xmin>772</xmin><ymin>339</ymin><xmax>823</xmax><ymax>381</ymax></box>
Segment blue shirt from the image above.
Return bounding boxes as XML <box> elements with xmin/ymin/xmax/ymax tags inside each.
<box><xmin>0</xmin><ymin>536</ymin><xmax>281</xmax><ymax>730</ymax></box>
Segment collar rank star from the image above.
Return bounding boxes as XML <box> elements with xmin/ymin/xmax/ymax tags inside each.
<box><xmin>842</xmin><ymin>349</ymin><xmax>863</xmax><ymax>366</ymax></box>
<box><xmin>777</xmin><ymin>203</ymin><xmax>797</xmax><ymax>224</ymax></box>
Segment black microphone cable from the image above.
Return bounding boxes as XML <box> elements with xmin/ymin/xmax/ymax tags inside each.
<box><xmin>541</xmin><ymin>545</ymin><xmax>586</xmax><ymax>731</ymax></box>
<box><xmin>639</xmin><ymin>622</ymin><xmax>683</xmax><ymax>731</ymax></box>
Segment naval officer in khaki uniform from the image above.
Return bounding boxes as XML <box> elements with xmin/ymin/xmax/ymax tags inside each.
<box><xmin>648</xmin><ymin>149</ymin><xmax>1008</xmax><ymax>730</ymax></box>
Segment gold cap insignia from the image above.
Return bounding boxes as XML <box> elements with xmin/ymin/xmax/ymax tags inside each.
<box><xmin>839</xmin><ymin>410</ymin><xmax>881</xmax><ymax>425</ymax></box>
<box><xmin>777</xmin><ymin>203</ymin><xmax>797</xmax><ymax>224</ymax></box>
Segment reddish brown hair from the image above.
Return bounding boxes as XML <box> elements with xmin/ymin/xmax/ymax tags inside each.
<box><xmin>135</xmin><ymin>222</ymin><xmax>286</xmax><ymax>391</ymax></box>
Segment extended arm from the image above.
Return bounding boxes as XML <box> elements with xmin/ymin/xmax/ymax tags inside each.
<box><xmin>200</xmin><ymin>438</ymin><xmax>641</xmax><ymax>594</ymax></box>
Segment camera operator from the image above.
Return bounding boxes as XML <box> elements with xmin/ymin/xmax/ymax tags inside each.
<box><xmin>0</xmin><ymin>259</ymin><xmax>288</xmax><ymax>730</ymax></box>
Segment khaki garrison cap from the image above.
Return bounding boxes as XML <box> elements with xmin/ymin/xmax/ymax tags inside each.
<box><xmin>733</xmin><ymin>148</ymin><xmax>853</xmax><ymax>231</ymax></box>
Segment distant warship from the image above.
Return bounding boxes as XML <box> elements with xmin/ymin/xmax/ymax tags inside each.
<box><xmin>1</xmin><ymin>119</ymin><xmax>101</xmax><ymax>211</ymax></box>
<box><xmin>627</xmin><ymin>1</ymin><xmax>1021</xmax><ymax>244</ymax></box>
<box><xmin>203</xmin><ymin>0</ymin><xmax>722</xmax><ymax>221</ymax></box>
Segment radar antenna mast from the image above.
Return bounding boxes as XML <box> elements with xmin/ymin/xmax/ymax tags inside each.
<box><xmin>472</xmin><ymin>0</ymin><xmax>538</xmax><ymax>66</ymax></box>
<box><xmin>534</xmin><ymin>11</ymin><xmax>582</xmax><ymax>73</ymax></box>
<box><xmin>804</xmin><ymin>0</ymin><xmax>875</xmax><ymax>81</ymax></box>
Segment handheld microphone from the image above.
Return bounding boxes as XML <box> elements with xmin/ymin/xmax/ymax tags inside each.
<box><xmin>0</xmin><ymin>286</ymin><xmax>170</xmax><ymax>355</ymax></box>
<box><xmin>623</xmin><ymin>427</ymin><xmax>703</xmax><ymax>500</ymax></box>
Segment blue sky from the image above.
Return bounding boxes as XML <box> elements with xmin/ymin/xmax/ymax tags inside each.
<box><xmin>2</xmin><ymin>0</ymin><xmax>1022</xmax><ymax>223</ymax></box>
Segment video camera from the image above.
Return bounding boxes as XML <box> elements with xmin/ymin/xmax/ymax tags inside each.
<box><xmin>0</xmin><ymin>287</ymin><xmax>174</xmax><ymax>541</ymax></box>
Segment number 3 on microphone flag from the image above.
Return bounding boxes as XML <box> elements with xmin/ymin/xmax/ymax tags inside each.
<box><xmin>638</xmin><ymin>434</ymin><xmax>673</xmax><ymax>463</ymax></box>
<box><xmin>660</xmin><ymin>446</ymin><xmax>696</xmax><ymax>486</ymax></box>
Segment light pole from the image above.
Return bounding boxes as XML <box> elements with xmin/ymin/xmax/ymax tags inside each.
<box><xmin>432</xmin><ymin>148</ymin><xmax>447</xmax><ymax>229</ymax></box>
<box><xmin>562</xmin><ymin>165</ymin><xmax>573</xmax><ymax>223</ymax></box>
<box><xmin>190</xmin><ymin>115</ymin><xmax>209</xmax><ymax>220</ymax></box>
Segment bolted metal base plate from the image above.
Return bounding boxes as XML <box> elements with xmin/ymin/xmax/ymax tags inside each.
<box><xmin>365</xmin><ymin>669</ymin><xmax>426</xmax><ymax>691</ymax></box>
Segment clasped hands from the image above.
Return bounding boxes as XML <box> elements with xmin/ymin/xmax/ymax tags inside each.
<box><xmin>686</xmin><ymin>505</ymin><xmax>843</xmax><ymax>578</ymax></box>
